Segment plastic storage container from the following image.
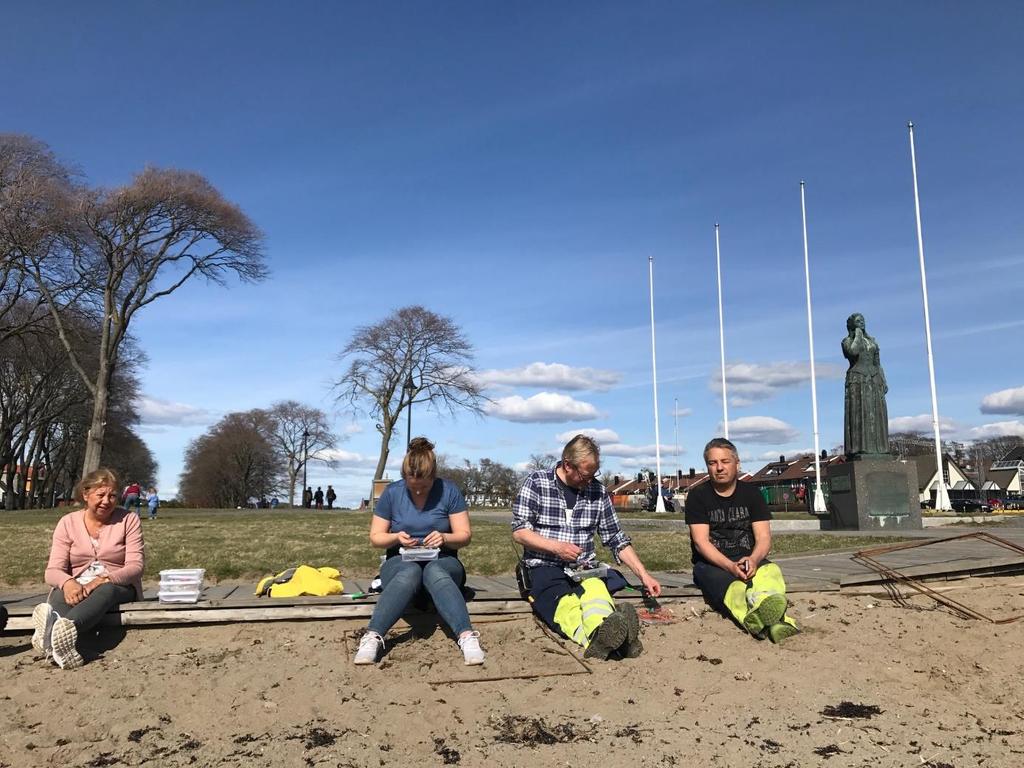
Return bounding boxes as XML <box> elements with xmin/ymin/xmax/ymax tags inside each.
<box><xmin>158</xmin><ymin>568</ymin><xmax>205</xmax><ymax>603</ymax></box>
<box><xmin>399</xmin><ymin>547</ymin><xmax>440</xmax><ymax>562</ymax></box>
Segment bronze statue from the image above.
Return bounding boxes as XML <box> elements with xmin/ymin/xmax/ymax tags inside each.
<box><xmin>842</xmin><ymin>313</ymin><xmax>889</xmax><ymax>457</ymax></box>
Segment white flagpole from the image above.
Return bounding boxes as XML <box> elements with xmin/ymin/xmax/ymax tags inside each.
<box><xmin>649</xmin><ymin>256</ymin><xmax>666</xmax><ymax>513</ymax></box>
<box><xmin>908</xmin><ymin>122</ymin><xmax>951</xmax><ymax>512</ymax></box>
<box><xmin>800</xmin><ymin>182</ymin><xmax>827</xmax><ymax>514</ymax></box>
<box><xmin>715</xmin><ymin>223</ymin><xmax>729</xmax><ymax>438</ymax></box>
<box><xmin>674</xmin><ymin>397</ymin><xmax>681</xmax><ymax>482</ymax></box>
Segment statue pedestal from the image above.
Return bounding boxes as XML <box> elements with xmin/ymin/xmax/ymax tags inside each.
<box><xmin>826</xmin><ymin>457</ymin><xmax>922</xmax><ymax>531</ymax></box>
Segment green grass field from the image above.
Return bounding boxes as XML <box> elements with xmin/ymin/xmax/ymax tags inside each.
<box><xmin>0</xmin><ymin>508</ymin><xmax>905</xmax><ymax>587</ymax></box>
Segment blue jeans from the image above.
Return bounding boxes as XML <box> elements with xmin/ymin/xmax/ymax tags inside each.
<box><xmin>367</xmin><ymin>555</ymin><xmax>472</xmax><ymax>637</ymax></box>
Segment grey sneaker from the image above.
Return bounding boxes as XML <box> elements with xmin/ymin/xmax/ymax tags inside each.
<box><xmin>50</xmin><ymin>617</ymin><xmax>84</xmax><ymax>670</ymax></box>
<box><xmin>584</xmin><ymin>612</ymin><xmax>628</xmax><ymax>660</ymax></box>
<box><xmin>616</xmin><ymin>603</ymin><xmax>643</xmax><ymax>658</ymax></box>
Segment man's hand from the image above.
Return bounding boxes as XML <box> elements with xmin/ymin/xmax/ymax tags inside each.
<box><xmin>735</xmin><ymin>556</ymin><xmax>760</xmax><ymax>580</ymax></box>
<box><xmin>63</xmin><ymin>579</ymin><xmax>86</xmax><ymax>606</ymax></box>
<box><xmin>396</xmin><ymin>531</ymin><xmax>419</xmax><ymax>548</ymax></box>
<box><xmin>640</xmin><ymin>573</ymin><xmax>662</xmax><ymax>598</ymax></box>
<box><xmin>551</xmin><ymin>541</ymin><xmax>583</xmax><ymax>562</ymax></box>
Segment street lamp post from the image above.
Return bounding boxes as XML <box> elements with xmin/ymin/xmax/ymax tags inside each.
<box><xmin>404</xmin><ymin>375</ymin><xmax>416</xmax><ymax>450</ymax></box>
<box><xmin>301</xmin><ymin>428</ymin><xmax>309</xmax><ymax>508</ymax></box>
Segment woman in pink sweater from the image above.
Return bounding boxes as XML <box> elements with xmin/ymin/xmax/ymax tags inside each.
<box><xmin>32</xmin><ymin>468</ymin><xmax>145</xmax><ymax>669</ymax></box>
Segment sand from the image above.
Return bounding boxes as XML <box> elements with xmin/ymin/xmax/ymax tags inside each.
<box><xmin>2</xmin><ymin>576</ymin><xmax>1023</xmax><ymax>768</ymax></box>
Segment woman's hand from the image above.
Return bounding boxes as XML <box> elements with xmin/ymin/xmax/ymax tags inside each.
<box><xmin>83</xmin><ymin>576</ymin><xmax>110</xmax><ymax>597</ymax></box>
<box><xmin>421</xmin><ymin>531</ymin><xmax>445</xmax><ymax>548</ymax></box>
<box><xmin>63</xmin><ymin>579</ymin><xmax>86</xmax><ymax>606</ymax></box>
<box><xmin>395</xmin><ymin>531</ymin><xmax>419</xmax><ymax>548</ymax></box>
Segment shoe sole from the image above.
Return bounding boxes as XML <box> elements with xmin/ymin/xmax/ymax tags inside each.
<box><xmin>584</xmin><ymin>612</ymin><xmax>628</xmax><ymax>660</ymax></box>
<box><xmin>617</xmin><ymin>603</ymin><xmax>644</xmax><ymax>658</ymax></box>
<box><xmin>463</xmin><ymin>653</ymin><xmax>485</xmax><ymax>666</ymax></box>
<box><xmin>50</xmin><ymin>618</ymin><xmax>84</xmax><ymax>670</ymax></box>
<box><xmin>756</xmin><ymin>595</ymin><xmax>788</xmax><ymax>628</ymax></box>
<box><xmin>768</xmin><ymin>622</ymin><xmax>799</xmax><ymax>644</ymax></box>
<box><xmin>31</xmin><ymin>604</ymin><xmax>52</xmax><ymax>653</ymax></box>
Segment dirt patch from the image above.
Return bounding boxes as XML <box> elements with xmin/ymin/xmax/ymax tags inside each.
<box><xmin>820</xmin><ymin>701</ymin><xmax>883</xmax><ymax>719</ymax></box>
<box><xmin>490</xmin><ymin>714</ymin><xmax>595</xmax><ymax>746</ymax></box>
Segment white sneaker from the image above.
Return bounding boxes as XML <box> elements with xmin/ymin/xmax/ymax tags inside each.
<box><xmin>458</xmin><ymin>631</ymin><xmax>485</xmax><ymax>665</ymax></box>
<box><xmin>353</xmin><ymin>631</ymin><xmax>384</xmax><ymax>665</ymax></box>
<box><xmin>50</xmin><ymin>617</ymin><xmax>84</xmax><ymax>670</ymax></box>
<box><xmin>31</xmin><ymin>603</ymin><xmax>57</xmax><ymax>654</ymax></box>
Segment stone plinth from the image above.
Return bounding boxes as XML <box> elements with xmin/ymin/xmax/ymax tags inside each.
<box><xmin>826</xmin><ymin>456</ymin><xmax>922</xmax><ymax>531</ymax></box>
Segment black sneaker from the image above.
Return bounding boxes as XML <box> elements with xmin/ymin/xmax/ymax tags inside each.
<box><xmin>616</xmin><ymin>603</ymin><xmax>643</xmax><ymax>658</ymax></box>
<box><xmin>584</xmin><ymin>612</ymin><xmax>628</xmax><ymax>660</ymax></box>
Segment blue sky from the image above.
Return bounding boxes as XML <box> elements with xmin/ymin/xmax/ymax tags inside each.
<box><xmin>5</xmin><ymin>2</ymin><xmax>1023</xmax><ymax>504</ymax></box>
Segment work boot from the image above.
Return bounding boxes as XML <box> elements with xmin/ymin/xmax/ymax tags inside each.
<box><xmin>583</xmin><ymin>612</ymin><xmax>628</xmax><ymax>660</ymax></box>
<box><xmin>743</xmin><ymin>594</ymin><xmax>787</xmax><ymax>636</ymax></box>
<box><xmin>767</xmin><ymin>622</ymin><xmax>799</xmax><ymax>644</ymax></box>
<box><xmin>615</xmin><ymin>603</ymin><xmax>643</xmax><ymax>658</ymax></box>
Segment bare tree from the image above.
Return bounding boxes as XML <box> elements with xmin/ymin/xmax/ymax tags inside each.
<box><xmin>266</xmin><ymin>400</ymin><xmax>337</xmax><ymax>506</ymax></box>
<box><xmin>0</xmin><ymin>134</ymin><xmax>79</xmax><ymax>346</ymax></box>
<box><xmin>179</xmin><ymin>410</ymin><xmax>280</xmax><ymax>508</ymax></box>
<box><xmin>332</xmin><ymin>306</ymin><xmax>485</xmax><ymax>481</ymax></box>
<box><xmin>10</xmin><ymin>138</ymin><xmax>267</xmax><ymax>476</ymax></box>
<box><xmin>526</xmin><ymin>452</ymin><xmax>558</xmax><ymax>472</ymax></box>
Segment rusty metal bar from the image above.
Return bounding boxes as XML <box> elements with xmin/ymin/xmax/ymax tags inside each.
<box><xmin>851</xmin><ymin>532</ymin><xmax>1024</xmax><ymax>624</ymax></box>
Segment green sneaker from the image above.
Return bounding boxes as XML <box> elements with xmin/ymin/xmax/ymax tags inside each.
<box><xmin>584</xmin><ymin>612</ymin><xmax>628</xmax><ymax>660</ymax></box>
<box><xmin>767</xmin><ymin>622</ymin><xmax>799</xmax><ymax>644</ymax></box>
<box><xmin>616</xmin><ymin>603</ymin><xmax>643</xmax><ymax>658</ymax></box>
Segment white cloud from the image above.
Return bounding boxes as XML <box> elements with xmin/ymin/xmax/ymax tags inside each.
<box><xmin>341</xmin><ymin>422</ymin><xmax>364</xmax><ymax>435</ymax></box>
<box><xmin>711</xmin><ymin>361</ymin><xmax>843</xmax><ymax>407</ymax></box>
<box><xmin>555</xmin><ymin>428</ymin><xmax>620</xmax><ymax>443</ymax></box>
<box><xmin>980</xmin><ymin>386</ymin><xmax>1024</xmax><ymax>416</ymax></box>
<box><xmin>967</xmin><ymin>420</ymin><xmax>1024</xmax><ymax>439</ymax></box>
<box><xmin>476</xmin><ymin>362</ymin><xmax>621</xmax><ymax>392</ymax></box>
<box><xmin>889</xmin><ymin>414</ymin><xmax>958</xmax><ymax>433</ymax></box>
<box><xmin>756</xmin><ymin>449</ymin><xmax>815</xmax><ymax>461</ymax></box>
<box><xmin>135</xmin><ymin>396</ymin><xmax>212</xmax><ymax>427</ymax></box>
<box><xmin>319</xmin><ymin>448</ymin><xmax>377</xmax><ymax>466</ymax></box>
<box><xmin>672</xmin><ymin>406</ymin><xmax>693</xmax><ymax>418</ymax></box>
<box><xmin>724</xmin><ymin>416</ymin><xmax>800</xmax><ymax>444</ymax></box>
<box><xmin>487</xmin><ymin>392</ymin><xmax>600</xmax><ymax>423</ymax></box>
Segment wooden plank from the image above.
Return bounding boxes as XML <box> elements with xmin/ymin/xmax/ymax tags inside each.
<box><xmin>840</xmin><ymin>554</ymin><xmax>1024</xmax><ymax>586</ymax></box>
<box><xmin>203</xmin><ymin>584</ymin><xmax>239</xmax><ymax>600</ymax></box>
<box><xmin>1</xmin><ymin>592</ymin><xmax>47</xmax><ymax>608</ymax></box>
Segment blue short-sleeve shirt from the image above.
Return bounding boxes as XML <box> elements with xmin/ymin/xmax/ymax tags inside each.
<box><xmin>373</xmin><ymin>478</ymin><xmax>467</xmax><ymax>539</ymax></box>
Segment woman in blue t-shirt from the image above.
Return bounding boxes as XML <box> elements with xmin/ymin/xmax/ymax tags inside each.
<box><xmin>353</xmin><ymin>437</ymin><xmax>484</xmax><ymax>666</ymax></box>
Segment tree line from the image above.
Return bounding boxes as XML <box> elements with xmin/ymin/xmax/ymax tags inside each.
<box><xmin>1</xmin><ymin>133</ymin><xmax>266</xmax><ymax>507</ymax></box>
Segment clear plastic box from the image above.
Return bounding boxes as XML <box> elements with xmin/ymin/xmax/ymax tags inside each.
<box><xmin>159</xmin><ymin>568</ymin><xmax>206</xmax><ymax>583</ymax></box>
<box><xmin>399</xmin><ymin>547</ymin><xmax>440</xmax><ymax>562</ymax></box>
<box><xmin>157</xmin><ymin>590</ymin><xmax>202</xmax><ymax>603</ymax></box>
<box><xmin>158</xmin><ymin>581</ymin><xmax>203</xmax><ymax>593</ymax></box>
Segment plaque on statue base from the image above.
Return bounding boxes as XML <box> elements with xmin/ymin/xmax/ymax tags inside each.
<box><xmin>826</xmin><ymin>456</ymin><xmax>922</xmax><ymax>531</ymax></box>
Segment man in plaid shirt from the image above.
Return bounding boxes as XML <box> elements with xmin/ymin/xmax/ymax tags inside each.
<box><xmin>513</xmin><ymin>435</ymin><xmax>662</xmax><ymax>659</ymax></box>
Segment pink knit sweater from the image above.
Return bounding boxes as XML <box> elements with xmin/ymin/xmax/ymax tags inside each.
<box><xmin>44</xmin><ymin>508</ymin><xmax>145</xmax><ymax>599</ymax></box>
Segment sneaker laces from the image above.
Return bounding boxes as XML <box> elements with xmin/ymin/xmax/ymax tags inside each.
<box><xmin>359</xmin><ymin>632</ymin><xmax>384</xmax><ymax>651</ymax></box>
<box><xmin>458</xmin><ymin>630</ymin><xmax>481</xmax><ymax>649</ymax></box>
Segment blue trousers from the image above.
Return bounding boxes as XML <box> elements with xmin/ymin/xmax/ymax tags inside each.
<box><xmin>367</xmin><ymin>555</ymin><xmax>472</xmax><ymax>637</ymax></box>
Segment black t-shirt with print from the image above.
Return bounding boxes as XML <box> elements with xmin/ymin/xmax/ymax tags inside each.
<box><xmin>684</xmin><ymin>481</ymin><xmax>771</xmax><ymax>565</ymax></box>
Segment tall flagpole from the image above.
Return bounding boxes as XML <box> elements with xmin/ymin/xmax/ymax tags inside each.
<box><xmin>800</xmin><ymin>182</ymin><xmax>827</xmax><ymax>513</ymax></box>
<box><xmin>674</xmin><ymin>397</ymin><xmax>681</xmax><ymax>481</ymax></box>
<box><xmin>649</xmin><ymin>256</ymin><xmax>666</xmax><ymax>513</ymax></box>
<box><xmin>715</xmin><ymin>223</ymin><xmax>729</xmax><ymax>437</ymax></box>
<box><xmin>908</xmin><ymin>122</ymin><xmax>951</xmax><ymax>512</ymax></box>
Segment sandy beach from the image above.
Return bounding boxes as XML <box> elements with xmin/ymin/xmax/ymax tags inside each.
<box><xmin>2</xmin><ymin>575</ymin><xmax>1023</xmax><ymax>768</ymax></box>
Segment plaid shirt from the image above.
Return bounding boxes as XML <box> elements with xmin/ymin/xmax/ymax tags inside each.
<box><xmin>512</xmin><ymin>466</ymin><xmax>631</xmax><ymax>568</ymax></box>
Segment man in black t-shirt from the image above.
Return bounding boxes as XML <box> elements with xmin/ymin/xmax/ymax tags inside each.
<box><xmin>685</xmin><ymin>437</ymin><xmax>798</xmax><ymax>643</ymax></box>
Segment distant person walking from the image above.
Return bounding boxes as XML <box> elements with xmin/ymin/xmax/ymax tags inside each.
<box><xmin>121</xmin><ymin>481</ymin><xmax>141</xmax><ymax>515</ymax></box>
<box><xmin>326</xmin><ymin>485</ymin><xmax>337</xmax><ymax>510</ymax></box>
<box><xmin>146</xmin><ymin>487</ymin><xmax>159</xmax><ymax>520</ymax></box>
<box><xmin>314</xmin><ymin>487</ymin><xmax>324</xmax><ymax>509</ymax></box>
<box><xmin>302</xmin><ymin>487</ymin><xmax>313</xmax><ymax>509</ymax></box>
